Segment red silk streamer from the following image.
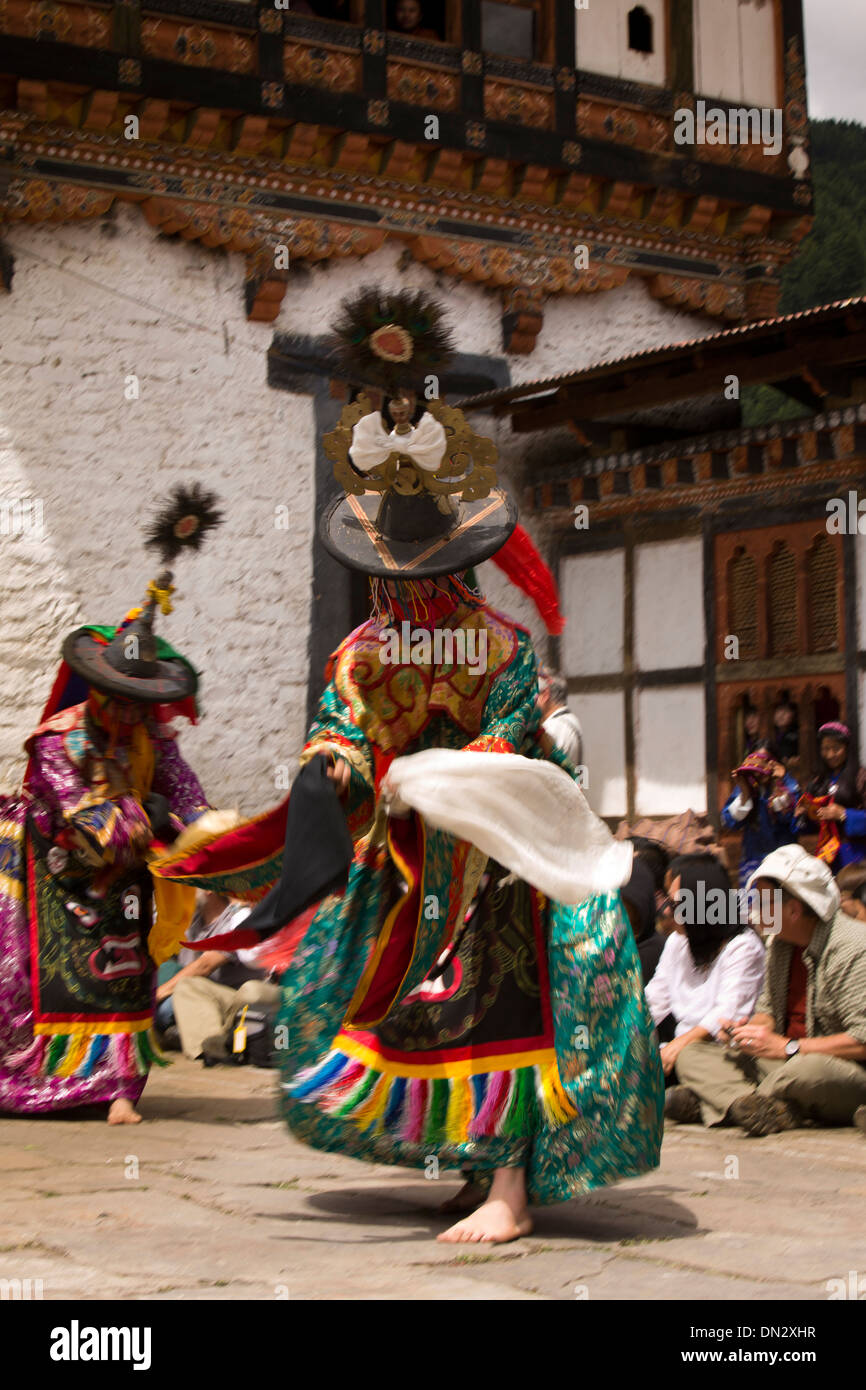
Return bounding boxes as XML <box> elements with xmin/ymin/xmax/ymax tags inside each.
<box><xmin>490</xmin><ymin>524</ymin><xmax>565</xmax><ymax>635</ymax></box>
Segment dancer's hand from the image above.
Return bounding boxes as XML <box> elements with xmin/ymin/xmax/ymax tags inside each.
<box><xmin>324</xmin><ymin>755</ymin><xmax>351</xmax><ymax>797</ymax></box>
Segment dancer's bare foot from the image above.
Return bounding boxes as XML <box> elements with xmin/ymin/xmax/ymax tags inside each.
<box><xmin>437</xmin><ymin>1197</ymin><xmax>532</xmax><ymax>1244</ymax></box>
<box><xmin>108</xmin><ymin>1098</ymin><xmax>142</xmax><ymax>1125</ymax></box>
<box><xmin>439</xmin><ymin>1179</ymin><xmax>486</xmax><ymax>1214</ymax></box>
<box><xmin>437</xmin><ymin>1165</ymin><xmax>531</xmax><ymax>1243</ymax></box>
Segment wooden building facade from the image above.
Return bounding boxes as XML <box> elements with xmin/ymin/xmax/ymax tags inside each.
<box><xmin>463</xmin><ymin>298</ymin><xmax>866</xmax><ymax>830</ymax></box>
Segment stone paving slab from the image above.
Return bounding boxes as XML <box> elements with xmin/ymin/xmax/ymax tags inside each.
<box><xmin>0</xmin><ymin>1056</ymin><xmax>863</xmax><ymax>1302</ymax></box>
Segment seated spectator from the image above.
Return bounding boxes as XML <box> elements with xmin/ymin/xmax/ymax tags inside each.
<box><xmin>742</xmin><ymin>703</ymin><xmax>763</xmax><ymax>756</ymax></box>
<box><xmin>628</xmin><ymin>834</ymin><xmax>669</xmax><ymax>897</ymax></box>
<box><xmin>155</xmin><ymin>891</ymin><xmax>280</xmax><ymax>1064</ymax></box>
<box><xmin>770</xmin><ymin>698</ymin><xmax>799</xmax><ymax>765</ymax></box>
<box><xmin>657</xmin><ymin>849</ymin><xmax>727</xmax><ymax>938</ymax></box>
<box><xmin>537</xmin><ymin>668</ymin><xmax>583</xmax><ymax>769</ymax></box>
<box><xmin>671</xmin><ymin>845</ymin><xmax>866</xmax><ymax>1136</ymax></box>
<box><xmin>797</xmin><ymin>722</ymin><xmax>866</xmax><ymax>873</ymax></box>
<box><xmin>389</xmin><ymin>0</ymin><xmax>441</xmax><ymax>40</ymax></box>
<box><xmin>621</xmin><ymin>857</ymin><xmax>674</xmax><ymax>1043</ymax></box>
<box><xmin>837</xmin><ymin>862</ymin><xmax>866</xmax><ymax>922</ymax></box>
<box><xmin>643</xmin><ymin>854</ymin><xmax>765</xmax><ymax>1120</ymax></box>
<box><xmin>721</xmin><ymin>749</ymin><xmax>799</xmax><ymax>890</ymax></box>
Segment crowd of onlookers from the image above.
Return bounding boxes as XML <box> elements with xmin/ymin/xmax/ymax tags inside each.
<box><xmin>541</xmin><ymin>675</ymin><xmax>866</xmax><ymax>1142</ymax></box>
<box><xmin>622</xmin><ymin>838</ymin><xmax>866</xmax><ymax>1138</ymax></box>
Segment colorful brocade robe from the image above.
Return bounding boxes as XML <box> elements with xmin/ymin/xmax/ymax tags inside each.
<box><xmin>163</xmin><ymin>601</ymin><xmax>663</xmax><ymax>1205</ymax></box>
<box><xmin>0</xmin><ymin>704</ymin><xmax>207</xmax><ymax>1113</ymax></box>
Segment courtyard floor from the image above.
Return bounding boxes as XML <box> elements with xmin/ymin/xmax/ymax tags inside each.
<box><xmin>1</xmin><ymin>1056</ymin><xmax>863</xmax><ymax>1302</ymax></box>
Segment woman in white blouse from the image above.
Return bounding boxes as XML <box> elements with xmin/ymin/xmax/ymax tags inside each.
<box><xmin>645</xmin><ymin>854</ymin><xmax>765</xmax><ymax>1112</ymax></box>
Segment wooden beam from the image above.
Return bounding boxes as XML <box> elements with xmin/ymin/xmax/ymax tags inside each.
<box><xmin>81</xmin><ymin>90</ymin><xmax>120</xmax><ymax>132</ymax></box>
<box><xmin>508</xmin><ymin>330</ymin><xmax>866</xmax><ymax>431</ymax></box>
<box><xmin>184</xmin><ymin>108</ymin><xmax>222</xmax><ymax>148</ymax></box>
<box><xmin>230</xmin><ymin>114</ymin><xmax>271</xmax><ymax>155</ymax></box>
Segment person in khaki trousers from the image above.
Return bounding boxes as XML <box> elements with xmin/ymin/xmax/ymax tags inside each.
<box><xmin>155</xmin><ymin>892</ymin><xmax>280</xmax><ymax>1062</ymax></box>
<box><xmin>668</xmin><ymin>845</ymin><xmax>866</xmax><ymax>1137</ymax></box>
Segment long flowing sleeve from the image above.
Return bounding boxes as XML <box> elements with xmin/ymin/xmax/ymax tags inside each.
<box><xmin>299</xmin><ymin>659</ymin><xmax>377</xmax><ymax>838</ymax></box>
<box><xmin>33</xmin><ymin>733</ymin><xmax>149</xmax><ymax>867</ymax></box>
<box><xmin>152</xmin><ymin>732</ymin><xmax>210</xmax><ymax>828</ymax></box>
<box><xmin>462</xmin><ymin>628</ymin><xmax>541</xmax><ymax>755</ymax></box>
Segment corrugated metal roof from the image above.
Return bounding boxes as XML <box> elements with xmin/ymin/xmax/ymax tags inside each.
<box><xmin>459</xmin><ymin>296</ymin><xmax>866</xmax><ymax>411</ymax></box>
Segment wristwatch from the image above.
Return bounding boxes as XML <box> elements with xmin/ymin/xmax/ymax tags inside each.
<box><xmin>784</xmin><ymin>1038</ymin><xmax>800</xmax><ymax>1059</ymax></box>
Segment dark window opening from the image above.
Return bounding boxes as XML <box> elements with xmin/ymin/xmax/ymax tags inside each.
<box><xmin>387</xmin><ymin>0</ymin><xmax>446</xmax><ymax>42</ymax></box>
<box><xmin>481</xmin><ymin>0</ymin><xmax>535</xmax><ymax>60</ymax></box>
<box><xmin>582</xmin><ymin>475</ymin><xmax>599</xmax><ymax>501</ymax></box>
<box><xmin>627</xmin><ymin>5</ymin><xmax>653</xmax><ymax>54</ymax></box>
<box><xmin>711</xmin><ymin>451</ymin><xmax>729</xmax><ymax>480</ymax></box>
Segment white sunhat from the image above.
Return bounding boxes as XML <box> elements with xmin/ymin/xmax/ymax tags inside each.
<box><xmin>746</xmin><ymin>844</ymin><xmax>841</xmax><ymax>922</ymax></box>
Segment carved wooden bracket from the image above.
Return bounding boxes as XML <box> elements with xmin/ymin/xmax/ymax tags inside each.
<box><xmin>501</xmin><ymin>286</ymin><xmax>544</xmax><ymax>355</ymax></box>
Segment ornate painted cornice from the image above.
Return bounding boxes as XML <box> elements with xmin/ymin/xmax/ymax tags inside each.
<box><xmin>0</xmin><ymin>5</ymin><xmax>814</xmax><ymax>347</ymax></box>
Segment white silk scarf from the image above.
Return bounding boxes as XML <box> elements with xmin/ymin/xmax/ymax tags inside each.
<box><xmin>382</xmin><ymin>749</ymin><xmax>633</xmax><ymax>905</ymax></box>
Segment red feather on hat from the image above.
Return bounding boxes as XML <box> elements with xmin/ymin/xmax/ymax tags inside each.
<box><xmin>490</xmin><ymin>524</ymin><xmax>565</xmax><ymax>635</ymax></box>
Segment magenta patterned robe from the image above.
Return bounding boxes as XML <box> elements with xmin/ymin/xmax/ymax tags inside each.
<box><xmin>0</xmin><ymin>713</ymin><xmax>207</xmax><ymax>1113</ymax></box>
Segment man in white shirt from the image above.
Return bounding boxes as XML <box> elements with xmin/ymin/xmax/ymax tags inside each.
<box><xmin>538</xmin><ymin>669</ymin><xmax>583</xmax><ymax>768</ymax></box>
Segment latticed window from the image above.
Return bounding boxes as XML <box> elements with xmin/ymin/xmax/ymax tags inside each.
<box><xmin>767</xmin><ymin>540</ymin><xmax>798</xmax><ymax>656</ymax></box>
<box><xmin>806</xmin><ymin>535</ymin><xmax>839</xmax><ymax>653</ymax></box>
<box><xmin>727</xmin><ymin>546</ymin><xmax>758</xmax><ymax>659</ymax></box>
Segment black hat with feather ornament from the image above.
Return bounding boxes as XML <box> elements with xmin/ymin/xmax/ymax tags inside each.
<box><xmin>322</xmin><ymin>285</ymin><xmax>517</xmax><ymax>578</ymax></box>
<box><xmin>62</xmin><ymin>483</ymin><xmax>223</xmax><ymax>703</ymax></box>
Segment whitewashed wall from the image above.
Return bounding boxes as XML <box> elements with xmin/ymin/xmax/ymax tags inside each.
<box><xmin>0</xmin><ymin>207</ymin><xmax>709</xmax><ymax>810</ymax></box>
<box><xmin>635</xmin><ymin>685</ymin><xmax>707</xmax><ymax>815</ymax></box>
<box><xmin>634</xmin><ymin>537</ymin><xmax>704</xmax><ymax>670</ymax></box>
<box><xmin>694</xmin><ymin>0</ymin><xmax>779</xmax><ymax>106</ymax></box>
<box><xmin>576</xmin><ymin>0</ymin><xmax>667</xmax><ymax>87</ymax></box>
<box><xmin>572</xmin><ymin>690</ymin><xmax>628</xmax><ymax>817</ymax></box>
<box><xmin>561</xmin><ymin>549</ymin><xmax>624</xmax><ymax>675</ymax></box>
<box><xmin>0</xmin><ymin>207</ymin><xmax>314</xmax><ymax>810</ymax></box>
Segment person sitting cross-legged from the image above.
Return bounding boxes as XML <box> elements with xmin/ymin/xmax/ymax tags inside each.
<box><xmin>672</xmin><ymin>844</ymin><xmax>866</xmax><ymax>1136</ymax></box>
<box><xmin>644</xmin><ymin>855</ymin><xmax>766</xmax><ymax>1123</ymax></box>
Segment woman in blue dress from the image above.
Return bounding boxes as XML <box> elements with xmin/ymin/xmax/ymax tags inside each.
<box><xmin>721</xmin><ymin>749</ymin><xmax>800</xmax><ymax>890</ymax></box>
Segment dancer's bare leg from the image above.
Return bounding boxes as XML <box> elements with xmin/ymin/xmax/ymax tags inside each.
<box><xmin>108</xmin><ymin>1097</ymin><xmax>142</xmax><ymax>1125</ymax></box>
<box><xmin>437</xmin><ymin>1165</ymin><xmax>531</xmax><ymax>1243</ymax></box>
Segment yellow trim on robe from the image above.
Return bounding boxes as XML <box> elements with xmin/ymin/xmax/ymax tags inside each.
<box><xmin>334</xmin><ymin>1030</ymin><xmax>558</xmax><ymax>1080</ymax></box>
<box><xmin>33</xmin><ymin>1018</ymin><xmax>152</xmax><ymax>1036</ymax></box>
<box><xmin>148</xmin><ymin>877</ymin><xmax>197</xmax><ymax>967</ymax></box>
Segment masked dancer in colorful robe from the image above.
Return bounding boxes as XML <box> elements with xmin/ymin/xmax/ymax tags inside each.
<box><xmin>154</xmin><ymin>291</ymin><xmax>664</xmax><ymax>1240</ymax></box>
<box><xmin>0</xmin><ymin>487</ymin><xmax>223</xmax><ymax>1123</ymax></box>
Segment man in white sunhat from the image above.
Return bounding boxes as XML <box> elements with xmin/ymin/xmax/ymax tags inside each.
<box><xmin>670</xmin><ymin>844</ymin><xmax>866</xmax><ymax>1136</ymax></box>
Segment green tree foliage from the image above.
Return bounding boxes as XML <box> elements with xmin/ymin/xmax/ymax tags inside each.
<box><xmin>742</xmin><ymin>119</ymin><xmax>866</xmax><ymax>426</ymax></box>
<box><xmin>779</xmin><ymin>118</ymin><xmax>866</xmax><ymax>314</ymax></box>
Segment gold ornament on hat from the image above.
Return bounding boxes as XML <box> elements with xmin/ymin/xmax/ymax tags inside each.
<box><xmin>324</xmin><ymin>393</ymin><xmax>498</xmax><ymax>504</ymax></box>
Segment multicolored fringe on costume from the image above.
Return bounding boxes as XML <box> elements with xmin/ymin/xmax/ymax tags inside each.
<box><xmin>286</xmin><ymin>1049</ymin><xmax>578</xmax><ymax>1143</ymax></box>
<box><xmin>28</xmin><ymin>1029</ymin><xmax>167</xmax><ymax>1080</ymax></box>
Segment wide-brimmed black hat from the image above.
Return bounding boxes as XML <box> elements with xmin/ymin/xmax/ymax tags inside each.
<box><xmin>322</xmin><ymin>287</ymin><xmax>516</xmax><ymax>578</ymax></box>
<box><xmin>62</xmin><ymin>610</ymin><xmax>196</xmax><ymax>705</ymax></box>
<box><xmin>61</xmin><ymin>484</ymin><xmax>222</xmax><ymax>703</ymax></box>
<box><xmin>320</xmin><ymin>481</ymin><xmax>517</xmax><ymax>580</ymax></box>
